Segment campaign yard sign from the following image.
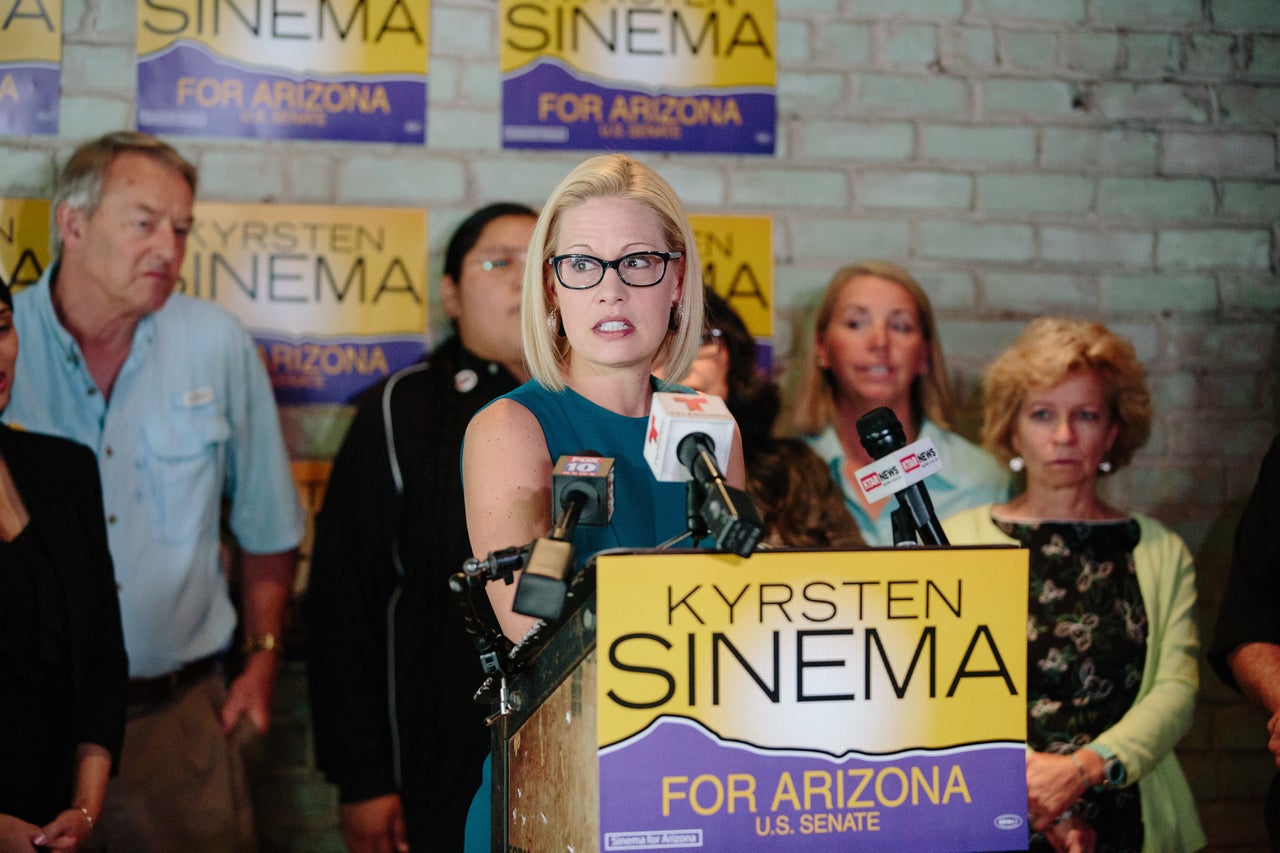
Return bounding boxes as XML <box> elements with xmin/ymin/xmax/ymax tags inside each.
<box><xmin>595</xmin><ymin>547</ymin><xmax>1030</xmax><ymax>852</ymax></box>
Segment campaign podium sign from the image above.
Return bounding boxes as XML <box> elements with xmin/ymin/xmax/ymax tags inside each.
<box><xmin>491</xmin><ymin>547</ymin><xmax>1029</xmax><ymax>853</ymax></box>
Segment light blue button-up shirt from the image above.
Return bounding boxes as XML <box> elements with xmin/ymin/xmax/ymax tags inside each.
<box><xmin>805</xmin><ymin>419</ymin><xmax>1011</xmax><ymax>547</ymax></box>
<box><xmin>5</xmin><ymin>266</ymin><xmax>304</xmax><ymax>677</ymax></box>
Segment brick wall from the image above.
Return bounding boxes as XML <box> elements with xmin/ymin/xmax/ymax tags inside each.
<box><xmin>2</xmin><ymin>0</ymin><xmax>1277</xmax><ymax>849</ymax></box>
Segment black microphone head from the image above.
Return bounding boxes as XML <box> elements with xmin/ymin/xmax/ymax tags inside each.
<box><xmin>677</xmin><ymin>432</ymin><xmax>716</xmax><ymax>471</ymax></box>
<box><xmin>856</xmin><ymin>406</ymin><xmax>908</xmax><ymax>459</ymax></box>
<box><xmin>551</xmin><ymin>453</ymin><xmax>614</xmax><ymax>526</ymax></box>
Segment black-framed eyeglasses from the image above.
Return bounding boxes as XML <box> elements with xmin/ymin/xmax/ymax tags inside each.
<box><xmin>547</xmin><ymin>251</ymin><xmax>683</xmax><ymax>290</ymax></box>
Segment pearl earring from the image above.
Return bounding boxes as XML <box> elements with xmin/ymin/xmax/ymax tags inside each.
<box><xmin>1098</xmin><ymin>460</ymin><xmax>1113</xmax><ymax>474</ymax></box>
<box><xmin>1008</xmin><ymin>456</ymin><xmax>1025</xmax><ymax>473</ymax></box>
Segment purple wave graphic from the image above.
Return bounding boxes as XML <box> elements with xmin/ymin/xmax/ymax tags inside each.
<box><xmin>0</xmin><ymin>65</ymin><xmax>59</xmax><ymax>136</ymax></box>
<box><xmin>503</xmin><ymin>61</ymin><xmax>775</xmax><ymax>155</ymax></box>
<box><xmin>138</xmin><ymin>42</ymin><xmax>425</xmax><ymax>143</ymax></box>
<box><xmin>599</xmin><ymin>717</ymin><xmax>1028</xmax><ymax>852</ymax></box>
<box><xmin>252</xmin><ymin>333</ymin><xmax>426</xmax><ymax>405</ymax></box>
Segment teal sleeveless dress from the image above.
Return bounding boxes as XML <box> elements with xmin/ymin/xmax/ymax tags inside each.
<box><xmin>503</xmin><ymin>377</ymin><xmax>694</xmax><ymax>561</ymax></box>
<box><xmin>462</xmin><ymin>377</ymin><xmax>702</xmax><ymax>852</ymax></box>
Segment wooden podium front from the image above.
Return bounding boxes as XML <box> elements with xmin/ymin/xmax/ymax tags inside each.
<box><xmin>490</xmin><ymin>589</ymin><xmax>600</xmax><ymax>852</ymax></box>
<box><xmin>487</xmin><ymin>547</ymin><xmax>1031</xmax><ymax>853</ymax></box>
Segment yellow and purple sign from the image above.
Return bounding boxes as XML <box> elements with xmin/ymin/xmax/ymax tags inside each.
<box><xmin>499</xmin><ymin>0</ymin><xmax>776</xmax><ymax>154</ymax></box>
<box><xmin>0</xmin><ymin>197</ymin><xmax>51</xmax><ymax>289</ymax></box>
<box><xmin>136</xmin><ymin>0</ymin><xmax>429</xmax><ymax>143</ymax></box>
<box><xmin>692</xmin><ymin>213</ymin><xmax>773</xmax><ymax>369</ymax></box>
<box><xmin>596</xmin><ymin>548</ymin><xmax>1029</xmax><ymax>851</ymax></box>
<box><xmin>177</xmin><ymin>202</ymin><xmax>429</xmax><ymax>404</ymax></box>
<box><xmin>0</xmin><ymin>0</ymin><xmax>61</xmax><ymax>136</ymax></box>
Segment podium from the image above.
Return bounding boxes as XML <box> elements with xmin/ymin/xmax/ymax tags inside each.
<box><xmin>488</xmin><ymin>547</ymin><xmax>1030</xmax><ymax>853</ymax></box>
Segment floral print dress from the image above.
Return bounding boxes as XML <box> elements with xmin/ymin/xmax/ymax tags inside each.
<box><xmin>995</xmin><ymin>517</ymin><xmax>1147</xmax><ymax>853</ymax></box>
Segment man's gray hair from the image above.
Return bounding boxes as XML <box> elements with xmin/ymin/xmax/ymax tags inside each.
<box><xmin>51</xmin><ymin>131</ymin><xmax>198</xmax><ymax>257</ymax></box>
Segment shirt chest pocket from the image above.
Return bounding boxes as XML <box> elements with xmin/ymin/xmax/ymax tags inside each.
<box><xmin>139</xmin><ymin>407</ymin><xmax>232</xmax><ymax>546</ymax></box>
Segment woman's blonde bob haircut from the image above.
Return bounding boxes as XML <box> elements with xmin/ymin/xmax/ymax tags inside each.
<box><xmin>981</xmin><ymin>317</ymin><xmax>1152</xmax><ymax>472</ymax></box>
<box><xmin>521</xmin><ymin>154</ymin><xmax>704</xmax><ymax>392</ymax></box>
<box><xmin>790</xmin><ymin>261</ymin><xmax>956</xmax><ymax>436</ymax></box>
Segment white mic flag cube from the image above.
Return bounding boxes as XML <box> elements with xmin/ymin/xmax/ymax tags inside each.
<box><xmin>644</xmin><ymin>391</ymin><xmax>736</xmax><ymax>482</ymax></box>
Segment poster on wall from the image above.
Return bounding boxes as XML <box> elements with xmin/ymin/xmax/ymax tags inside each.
<box><xmin>692</xmin><ymin>213</ymin><xmax>773</xmax><ymax>369</ymax></box>
<box><xmin>595</xmin><ymin>548</ymin><xmax>1030</xmax><ymax>851</ymax></box>
<box><xmin>177</xmin><ymin>202</ymin><xmax>430</xmax><ymax>405</ymax></box>
<box><xmin>0</xmin><ymin>0</ymin><xmax>61</xmax><ymax>136</ymax></box>
<box><xmin>136</xmin><ymin>0</ymin><xmax>429</xmax><ymax>143</ymax></box>
<box><xmin>0</xmin><ymin>197</ymin><xmax>51</xmax><ymax>289</ymax></box>
<box><xmin>499</xmin><ymin>0</ymin><xmax>776</xmax><ymax>154</ymax></box>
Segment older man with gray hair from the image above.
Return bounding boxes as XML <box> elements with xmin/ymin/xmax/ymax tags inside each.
<box><xmin>3</xmin><ymin>130</ymin><xmax>303</xmax><ymax>851</ymax></box>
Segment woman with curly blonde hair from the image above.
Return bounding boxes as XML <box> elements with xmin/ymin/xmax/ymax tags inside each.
<box><xmin>945</xmin><ymin>317</ymin><xmax>1205</xmax><ymax>852</ymax></box>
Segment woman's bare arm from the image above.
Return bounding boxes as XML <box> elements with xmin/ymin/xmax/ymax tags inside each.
<box><xmin>462</xmin><ymin>398</ymin><xmax>554</xmax><ymax>641</ymax></box>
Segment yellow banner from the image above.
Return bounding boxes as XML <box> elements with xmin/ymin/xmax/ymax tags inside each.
<box><xmin>597</xmin><ymin>548</ymin><xmax>1028</xmax><ymax>752</ymax></box>
<box><xmin>692</xmin><ymin>214</ymin><xmax>772</xmax><ymax>339</ymax></box>
<box><xmin>500</xmin><ymin>0</ymin><xmax>775</xmax><ymax>88</ymax></box>
<box><xmin>137</xmin><ymin>0</ymin><xmax>428</xmax><ymax>76</ymax></box>
<box><xmin>179</xmin><ymin>202</ymin><xmax>428</xmax><ymax>336</ymax></box>
<box><xmin>0</xmin><ymin>0</ymin><xmax>62</xmax><ymax>63</ymax></box>
<box><xmin>177</xmin><ymin>202</ymin><xmax>429</xmax><ymax>403</ymax></box>
<box><xmin>0</xmin><ymin>197</ymin><xmax>51</xmax><ymax>291</ymax></box>
<box><xmin>595</xmin><ymin>548</ymin><xmax>1030</xmax><ymax>849</ymax></box>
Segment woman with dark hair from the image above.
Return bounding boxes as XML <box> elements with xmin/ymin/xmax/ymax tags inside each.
<box><xmin>944</xmin><ymin>317</ymin><xmax>1205</xmax><ymax>852</ymax></box>
<box><xmin>306</xmin><ymin>202</ymin><xmax>537</xmax><ymax>853</ymax></box>
<box><xmin>0</xmin><ymin>281</ymin><xmax>127</xmax><ymax>852</ymax></box>
<box><xmin>791</xmin><ymin>261</ymin><xmax>1009</xmax><ymax>545</ymax></box>
<box><xmin>685</xmin><ymin>289</ymin><xmax>862</xmax><ymax>548</ymax></box>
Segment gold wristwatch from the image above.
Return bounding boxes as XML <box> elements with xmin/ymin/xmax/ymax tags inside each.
<box><xmin>244</xmin><ymin>633</ymin><xmax>281</xmax><ymax>654</ymax></box>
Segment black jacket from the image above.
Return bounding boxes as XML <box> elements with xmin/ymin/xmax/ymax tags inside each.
<box><xmin>0</xmin><ymin>425</ymin><xmax>128</xmax><ymax>812</ymax></box>
<box><xmin>305</xmin><ymin>339</ymin><xmax>520</xmax><ymax>850</ymax></box>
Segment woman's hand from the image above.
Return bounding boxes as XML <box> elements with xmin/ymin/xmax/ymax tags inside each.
<box><xmin>1026</xmin><ymin>751</ymin><xmax>1090</xmax><ymax>831</ymax></box>
<box><xmin>0</xmin><ymin>814</ymin><xmax>42</xmax><ymax>853</ymax></box>
<box><xmin>339</xmin><ymin>794</ymin><xmax>409</xmax><ymax>853</ymax></box>
<box><xmin>1043</xmin><ymin>812</ymin><xmax>1096</xmax><ymax>853</ymax></box>
<box><xmin>31</xmin><ymin>808</ymin><xmax>95</xmax><ymax>851</ymax></box>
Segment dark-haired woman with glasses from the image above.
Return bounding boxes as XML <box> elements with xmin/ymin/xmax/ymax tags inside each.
<box><xmin>459</xmin><ymin>154</ymin><xmax>747</xmax><ymax>851</ymax></box>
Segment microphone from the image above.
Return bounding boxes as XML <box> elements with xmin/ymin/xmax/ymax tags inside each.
<box><xmin>513</xmin><ymin>453</ymin><xmax>615</xmax><ymax>621</ymax></box>
<box><xmin>644</xmin><ymin>392</ymin><xmax>735</xmax><ymax>482</ymax></box>
<box><xmin>550</xmin><ymin>453</ymin><xmax>615</xmax><ymax>534</ymax></box>
<box><xmin>854</xmin><ymin>407</ymin><xmax>950</xmax><ymax>546</ymax></box>
<box><xmin>676</xmin><ymin>432</ymin><xmax>765</xmax><ymax>557</ymax></box>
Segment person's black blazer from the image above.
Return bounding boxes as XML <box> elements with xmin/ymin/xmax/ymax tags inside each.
<box><xmin>0</xmin><ymin>423</ymin><xmax>128</xmax><ymax>770</ymax></box>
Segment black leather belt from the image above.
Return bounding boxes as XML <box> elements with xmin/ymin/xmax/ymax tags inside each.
<box><xmin>127</xmin><ymin>654</ymin><xmax>221</xmax><ymax>707</ymax></box>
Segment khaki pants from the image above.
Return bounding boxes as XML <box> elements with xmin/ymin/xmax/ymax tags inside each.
<box><xmin>90</xmin><ymin>672</ymin><xmax>262</xmax><ymax>853</ymax></box>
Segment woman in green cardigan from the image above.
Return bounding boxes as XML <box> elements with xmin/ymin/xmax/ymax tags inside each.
<box><xmin>944</xmin><ymin>317</ymin><xmax>1204</xmax><ymax>853</ymax></box>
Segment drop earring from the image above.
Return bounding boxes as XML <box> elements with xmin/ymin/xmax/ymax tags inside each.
<box><xmin>1008</xmin><ymin>456</ymin><xmax>1025</xmax><ymax>473</ymax></box>
<box><xmin>546</xmin><ymin>308</ymin><xmax>565</xmax><ymax>338</ymax></box>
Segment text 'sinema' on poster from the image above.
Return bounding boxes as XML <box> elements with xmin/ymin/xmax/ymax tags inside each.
<box><xmin>176</xmin><ymin>202</ymin><xmax>430</xmax><ymax>404</ymax></box>
<box><xmin>135</xmin><ymin>0</ymin><xmax>429</xmax><ymax>143</ymax></box>
<box><xmin>595</xmin><ymin>548</ymin><xmax>1030</xmax><ymax>852</ymax></box>
<box><xmin>500</xmin><ymin>0</ymin><xmax>776</xmax><ymax>154</ymax></box>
